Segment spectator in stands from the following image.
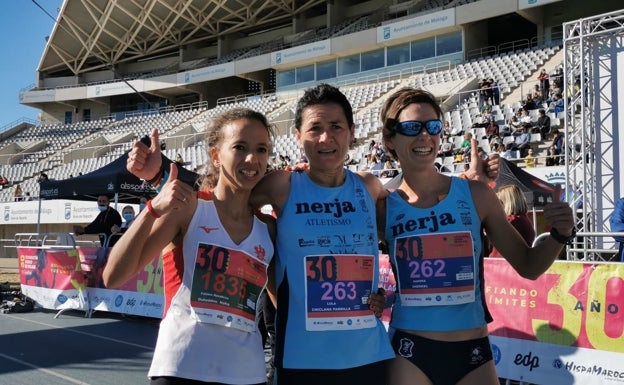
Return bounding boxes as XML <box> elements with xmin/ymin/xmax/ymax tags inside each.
<box><xmin>489</xmin><ymin>184</ymin><xmax>536</xmax><ymax>258</ymax></box>
<box><xmin>498</xmin><ymin>120</ymin><xmax>512</xmax><ymax>137</ymax></box>
<box><xmin>381</xmin><ymin>159</ymin><xmax>398</xmax><ymax>178</ymax></box>
<box><xmin>489</xmin><ymin>134</ymin><xmax>503</xmax><ymax>150</ymax></box>
<box><xmin>535</xmin><ymin>109</ymin><xmax>551</xmax><ymax>138</ymax></box>
<box><xmin>460</xmin><ymin>132</ymin><xmax>473</xmax><ymax>156</ymax></box>
<box><xmin>13</xmin><ymin>184</ymin><xmax>24</xmax><ymax>202</ymax></box>
<box><xmin>159</xmin><ymin>141</ymin><xmax>166</xmax><ymax>151</ymax></box>
<box><xmin>442</xmin><ymin>121</ymin><xmax>452</xmax><ymax>138</ymax></box>
<box><xmin>480</xmin><ymin>100</ymin><xmax>492</xmax><ymax>114</ymax></box>
<box><xmin>502</xmin><ymin>143</ymin><xmax>515</xmax><ymax>160</ymax></box>
<box><xmin>508</xmin><ymin>114</ymin><xmax>522</xmax><ymax>135</ymax></box>
<box><xmin>491</xmin><ymin>143</ymin><xmax>508</xmax><ymax>160</ymax></box>
<box><xmin>344</xmin><ymin>154</ymin><xmax>358</xmax><ymax>167</ymax></box>
<box><xmin>37</xmin><ymin>172</ymin><xmax>49</xmax><ymax>183</ymax></box>
<box><xmin>610</xmin><ymin>197</ymin><xmax>624</xmax><ymax>262</ymax></box>
<box><xmin>489</xmin><ymin>78</ymin><xmax>500</xmax><ymax>105</ymax></box>
<box><xmin>511</xmin><ymin>126</ymin><xmax>532</xmax><ymax>158</ymax></box>
<box><xmin>277</xmin><ymin>154</ymin><xmax>288</xmax><ymax>169</ymax></box>
<box><xmin>546</xmin><ymin>129</ymin><xmax>564</xmax><ymax>166</ymax></box>
<box><xmin>524</xmin><ymin>148</ymin><xmax>538</xmax><ymax>168</ymax></box>
<box><xmin>519</xmin><ymin>108</ymin><xmax>533</xmax><ymax>131</ymax></box>
<box><xmin>532</xmin><ymin>84</ymin><xmax>543</xmax><ymax>105</ymax></box>
<box><xmin>367</xmin><ymin>152</ymin><xmax>384</xmax><ymax>177</ymax></box>
<box><xmin>551</xmin><ymin>67</ymin><xmax>564</xmax><ymax>90</ymax></box>
<box><xmin>549</xmin><ymin>93</ymin><xmax>564</xmax><ymax>115</ymax></box>
<box><xmin>73</xmin><ymin>194</ymin><xmax>122</xmax><ymax>247</ymax></box>
<box><xmin>538</xmin><ymin>69</ymin><xmax>550</xmax><ymax>103</ymax></box>
<box><xmin>472</xmin><ymin>110</ymin><xmax>489</xmax><ymax>129</ymax></box>
<box><xmin>0</xmin><ymin>175</ymin><xmax>8</xmax><ymax>186</ymax></box>
<box><xmin>522</xmin><ymin>93</ymin><xmax>538</xmax><ymax>111</ymax></box>
<box><xmin>175</xmin><ymin>153</ymin><xmax>185</xmax><ymax>166</ymax></box>
<box><xmin>438</xmin><ymin>136</ymin><xmax>454</xmax><ymax>158</ymax></box>
<box><xmin>485</xmin><ymin>116</ymin><xmax>500</xmax><ymax>141</ymax></box>
<box><xmin>478</xmin><ymin>78</ymin><xmax>489</xmax><ymax>108</ymax></box>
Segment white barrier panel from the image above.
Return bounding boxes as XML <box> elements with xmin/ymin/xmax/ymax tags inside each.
<box><xmin>17</xmin><ymin>246</ymin><xmax>164</xmax><ymax>318</ymax></box>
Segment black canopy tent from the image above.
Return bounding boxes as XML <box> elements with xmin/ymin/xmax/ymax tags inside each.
<box><xmin>493</xmin><ymin>158</ymin><xmax>555</xmax><ymax>209</ymax></box>
<box><xmin>39</xmin><ymin>151</ymin><xmax>198</xmax><ymax>203</ymax></box>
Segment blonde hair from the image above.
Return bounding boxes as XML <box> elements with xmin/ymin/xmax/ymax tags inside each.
<box><xmin>496</xmin><ymin>185</ymin><xmax>529</xmax><ymax>215</ymax></box>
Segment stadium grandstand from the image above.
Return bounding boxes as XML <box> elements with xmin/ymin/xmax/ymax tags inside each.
<box><xmin>1</xmin><ymin>0</ymin><xmax>623</xmax><ymax>264</ymax></box>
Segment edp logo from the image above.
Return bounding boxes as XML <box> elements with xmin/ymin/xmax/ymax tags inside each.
<box><xmin>514</xmin><ymin>351</ymin><xmax>540</xmax><ymax>371</ymax></box>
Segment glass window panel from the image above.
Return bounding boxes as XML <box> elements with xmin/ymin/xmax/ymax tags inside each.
<box><xmin>387</xmin><ymin>43</ymin><xmax>410</xmax><ymax>66</ymax></box>
<box><xmin>296</xmin><ymin>65</ymin><xmax>315</xmax><ymax>83</ymax></box>
<box><xmin>411</xmin><ymin>38</ymin><xmax>435</xmax><ymax>61</ymax></box>
<box><xmin>317</xmin><ymin>60</ymin><xmax>336</xmax><ymax>80</ymax></box>
<box><xmin>436</xmin><ymin>31</ymin><xmax>462</xmax><ymax>55</ymax></box>
<box><xmin>277</xmin><ymin>70</ymin><xmax>295</xmax><ymax>87</ymax></box>
<box><xmin>337</xmin><ymin>54</ymin><xmax>360</xmax><ymax>76</ymax></box>
<box><xmin>361</xmin><ymin>48</ymin><xmax>385</xmax><ymax>71</ymax></box>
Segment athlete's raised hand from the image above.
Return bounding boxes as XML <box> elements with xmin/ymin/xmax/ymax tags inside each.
<box><xmin>127</xmin><ymin>128</ymin><xmax>163</xmax><ymax>181</ymax></box>
<box><xmin>465</xmin><ymin>139</ymin><xmax>499</xmax><ymax>183</ymax></box>
<box><xmin>149</xmin><ymin>163</ymin><xmax>195</xmax><ymax>217</ymax></box>
<box><xmin>544</xmin><ymin>184</ymin><xmax>575</xmax><ymax>237</ymax></box>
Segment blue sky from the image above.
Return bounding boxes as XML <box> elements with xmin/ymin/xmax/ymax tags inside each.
<box><xmin>0</xmin><ymin>0</ymin><xmax>64</xmax><ymax>129</ymax></box>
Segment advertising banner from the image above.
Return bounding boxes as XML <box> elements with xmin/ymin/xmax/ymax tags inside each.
<box><xmin>18</xmin><ymin>246</ymin><xmax>164</xmax><ymax>318</ymax></box>
<box><xmin>271</xmin><ymin>40</ymin><xmax>331</xmax><ymax>66</ymax></box>
<box><xmin>486</xmin><ymin>258</ymin><xmax>624</xmax><ymax>384</ymax></box>
<box><xmin>377</xmin><ymin>9</ymin><xmax>454</xmax><ymax>43</ymax></box>
<box><xmin>378</xmin><ymin>256</ymin><xmax>624</xmax><ymax>384</ymax></box>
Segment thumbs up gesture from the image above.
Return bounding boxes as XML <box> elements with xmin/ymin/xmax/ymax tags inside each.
<box><xmin>464</xmin><ymin>139</ymin><xmax>500</xmax><ymax>183</ymax></box>
<box><xmin>149</xmin><ymin>163</ymin><xmax>194</xmax><ymax>217</ymax></box>
<box><xmin>544</xmin><ymin>185</ymin><xmax>575</xmax><ymax>238</ymax></box>
<box><xmin>127</xmin><ymin>128</ymin><xmax>163</xmax><ymax>181</ymax></box>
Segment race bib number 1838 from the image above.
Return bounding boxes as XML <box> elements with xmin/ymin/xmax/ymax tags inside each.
<box><xmin>190</xmin><ymin>243</ymin><xmax>267</xmax><ymax>333</ymax></box>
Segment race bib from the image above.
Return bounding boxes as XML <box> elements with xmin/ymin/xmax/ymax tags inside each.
<box><xmin>304</xmin><ymin>254</ymin><xmax>377</xmax><ymax>331</ymax></box>
<box><xmin>393</xmin><ymin>231</ymin><xmax>475</xmax><ymax>306</ymax></box>
<box><xmin>190</xmin><ymin>243</ymin><xmax>267</xmax><ymax>333</ymax></box>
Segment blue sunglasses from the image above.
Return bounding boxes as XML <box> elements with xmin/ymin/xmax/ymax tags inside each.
<box><xmin>392</xmin><ymin>119</ymin><xmax>443</xmax><ymax>136</ymax></box>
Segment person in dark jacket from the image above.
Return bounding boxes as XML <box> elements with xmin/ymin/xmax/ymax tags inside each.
<box><xmin>73</xmin><ymin>195</ymin><xmax>122</xmax><ymax>247</ymax></box>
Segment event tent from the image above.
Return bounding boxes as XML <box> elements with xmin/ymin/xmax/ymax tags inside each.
<box><xmin>39</xmin><ymin>152</ymin><xmax>197</xmax><ymax>203</ymax></box>
<box><xmin>493</xmin><ymin>158</ymin><xmax>555</xmax><ymax>208</ymax></box>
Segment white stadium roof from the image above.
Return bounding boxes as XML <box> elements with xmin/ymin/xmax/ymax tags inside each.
<box><xmin>40</xmin><ymin>0</ymin><xmax>327</xmax><ymax>76</ymax></box>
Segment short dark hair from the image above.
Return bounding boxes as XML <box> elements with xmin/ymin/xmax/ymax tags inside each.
<box><xmin>294</xmin><ymin>83</ymin><xmax>354</xmax><ymax>130</ymax></box>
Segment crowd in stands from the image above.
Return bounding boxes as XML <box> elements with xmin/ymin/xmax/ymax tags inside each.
<box><xmin>0</xmin><ymin>46</ymin><xmax>575</xmax><ymax>204</ymax></box>
<box><xmin>432</xmin><ymin>65</ymin><xmax>569</xmax><ymax>172</ymax></box>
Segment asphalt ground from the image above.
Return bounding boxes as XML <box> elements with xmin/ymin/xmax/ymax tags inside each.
<box><xmin>0</xmin><ymin>308</ymin><xmax>157</xmax><ymax>385</ymax></box>
<box><xmin>0</xmin><ymin>258</ymin><xmax>277</xmax><ymax>385</ymax></box>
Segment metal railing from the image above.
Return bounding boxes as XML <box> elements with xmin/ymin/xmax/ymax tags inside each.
<box><xmin>533</xmin><ymin>231</ymin><xmax>623</xmax><ymax>262</ymax></box>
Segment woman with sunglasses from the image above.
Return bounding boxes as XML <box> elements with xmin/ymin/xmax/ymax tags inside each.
<box><xmin>377</xmin><ymin>88</ymin><xmax>575</xmax><ymax>385</ymax></box>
